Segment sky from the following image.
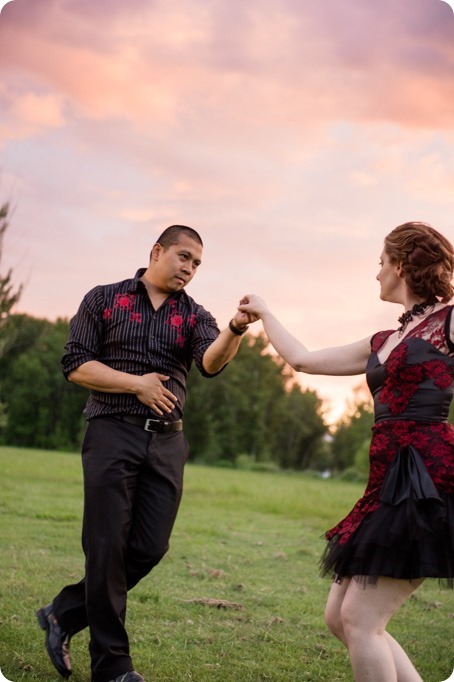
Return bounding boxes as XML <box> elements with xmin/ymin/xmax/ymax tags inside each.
<box><xmin>1</xmin><ymin>0</ymin><xmax>454</xmax><ymax>423</ymax></box>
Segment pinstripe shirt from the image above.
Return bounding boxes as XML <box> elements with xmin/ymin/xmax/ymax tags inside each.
<box><xmin>61</xmin><ymin>269</ymin><xmax>221</xmax><ymax>420</ymax></box>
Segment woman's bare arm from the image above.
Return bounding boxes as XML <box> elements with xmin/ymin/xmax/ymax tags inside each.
<box><xmin>239</xmin><ymin>295</ymin><xmax>371</xmax><ymax>376</ymax></box>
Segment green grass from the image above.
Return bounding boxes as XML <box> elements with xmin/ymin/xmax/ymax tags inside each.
<box><xmin>0</xmin><ymin>447</ymin><xmax>453</xmax><ymax>682</ymax></box>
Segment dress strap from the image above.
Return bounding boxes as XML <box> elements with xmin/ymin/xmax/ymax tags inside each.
<box><xmin>371</xmin><ymin>329</ymin><xmax>394</xmax><ymax>353</ymax></box>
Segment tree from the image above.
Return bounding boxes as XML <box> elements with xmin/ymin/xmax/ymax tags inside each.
<box><xmin>184</xmin><ymin>333</ymin><xmax>329</xmax><ymax>467</ymax></box>
<box><xmin>0</xmin><ymin>199</ymin><xmax>24</xmax><ymax>426</ymax></box>
<box><xmin>273</xmin><ymin>384</ymin><xmax>327</xmax><ymax>470</ymax></box>
<box><xmin>0</xmin><ymin>201</ymin><xmax>22</xmax><ymax>329</ymax></box>
<box><xmin>330</xmin><ymin>382</ymin><xmax>374</xmax><ymax>472</ymax></box>
<box><xmin>184</xmin><ymin>333</ymin><xmax>285</xmax><ymax>463</ymax></box>
<box><xmin>0</xmin><ymin>315</ymin><xmax>87</xmax><ymax>449</ymax></box>
<box><xmin>0</xmin><ymin>201</ymin><xmax>24</xmax><ymax>362</ymax></box>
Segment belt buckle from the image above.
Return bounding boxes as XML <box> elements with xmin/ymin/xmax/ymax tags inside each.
<box><xmin>144</xmin><ymin>418</ymin><xmax>162</xmax><ymax>432</ymax></box>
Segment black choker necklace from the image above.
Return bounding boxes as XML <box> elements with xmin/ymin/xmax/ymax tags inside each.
<box><xmin>397</xmin><ymin>300</ymin><xmax>436</xmax><ymax>336</ymax></box>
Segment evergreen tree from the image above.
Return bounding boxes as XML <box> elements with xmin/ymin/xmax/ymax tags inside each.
<box><xmin>0</xmin><ymin>202</ymin><xmax>22</xmax><ymax>333</ymax></box>
<box><xmin>0</xmin><ymin>200</ymin><xmax>24</xmax><ymax>427</ymax></box>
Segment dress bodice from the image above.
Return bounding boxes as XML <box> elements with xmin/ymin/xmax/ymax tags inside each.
<box><xmin>367</xmin><ymin>306</ymin><xmax>454</xmax><ymax>423</ymax></box>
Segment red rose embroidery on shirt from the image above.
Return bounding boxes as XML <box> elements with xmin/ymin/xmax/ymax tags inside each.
<box><xmin>114</xmin><ymin>293</ymin><xmax>135</xmax><ymax>311</ymax></box>
<box><xmin>105</xmin><ymin>293</ymin><xmax>142</xmax><ymax>323</ymax></box>
<box><xmin>169</xmin><ymin>314</ymin><xmax>184</xmax><ymax>329</ymax></box>
<box><xmin>164</xmin><ymin>300</ymin><xmax>195</xmax><ymax>347</ymax></box>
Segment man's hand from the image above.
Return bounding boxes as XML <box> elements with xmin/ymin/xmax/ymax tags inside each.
<box><xmin>68</xmin><ymin>361</ymin><xmax>178</xmax><ymax>416</ymax></box>
<box><xmin>135</xmin><ymin>373</ymin><xmax>178</xmax><ymax>415</ymax></box>
<box><xmin>232</xmin><ymin>297</ymin><xmax>261</xmax><ymax>328</ymax></box>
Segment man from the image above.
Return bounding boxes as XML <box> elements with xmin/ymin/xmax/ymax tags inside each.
<box><xmin>37</xmin><ymin>225</ymin><xmax>254</xmax><ymax>682</ymax></box>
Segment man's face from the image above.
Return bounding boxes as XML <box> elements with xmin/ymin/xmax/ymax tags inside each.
<box><xmin>151</xmin><ymin>235</ymin><xmax>203</xmax><ymax>292</ymax></box>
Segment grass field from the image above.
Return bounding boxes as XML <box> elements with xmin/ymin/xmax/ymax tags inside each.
<box><xmin>0</xmin><ymin>446</ymin><xmax>453</xmax><ymax>682</ymax></box>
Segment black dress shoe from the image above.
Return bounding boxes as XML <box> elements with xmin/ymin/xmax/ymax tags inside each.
<box><xmin>36</xmin><ymin>604</ymin><xmax>72</xmax><ymax>678</ymax></box>
<box><xmin>108</xmin><ymin>673</ymin><xmax>145</xmax><ymax>682</ymax></box>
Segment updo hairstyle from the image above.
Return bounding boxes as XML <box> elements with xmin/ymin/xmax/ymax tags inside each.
<box><xmin>384</xmin><ymin>222</ymin><xmax>454</xmax><ymax>303</ymax></box>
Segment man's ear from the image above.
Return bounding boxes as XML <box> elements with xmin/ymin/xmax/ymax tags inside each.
<box><xmin>150</xmin><ymin>243</ymin><xmax>161</xmax><ymax>261</ymax></box>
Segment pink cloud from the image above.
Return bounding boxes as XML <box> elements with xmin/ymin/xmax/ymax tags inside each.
<box><xmin>0</xmin><ymin>91</ymin><xmax>64</xmax><ymax>144</ymax></box>
<box><xmin>1</xmin><ymin>0</ymin><xmax>453</xmax><ymax>135</ymax></box>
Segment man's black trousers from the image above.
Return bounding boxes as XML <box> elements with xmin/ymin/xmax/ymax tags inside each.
<box><xmin>51</xmin><ymin>416</ymin><xmax>189</xmax><ymax>682</ymax></box>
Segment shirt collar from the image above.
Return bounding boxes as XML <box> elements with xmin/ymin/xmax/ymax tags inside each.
<box><xmin>130</xmin><ymin>268</ymin><xmax>188</xmax><ymax>305</ymax></box>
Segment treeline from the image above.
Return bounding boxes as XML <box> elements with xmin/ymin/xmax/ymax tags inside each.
<box><xmin>2</xmin><ymin>314</ymin><xmax>452</xmax><ymax>473</ymax></box>
<box><xmin>0</xmin><ymin>313</ymin><xmax>343</xmax><ymax>472</ymax></box>
<box><xmin>0</xmin><ymin>315</ymin><xmax>87</xmax><ymax>450</ymax></box>
<box><xmin>0</xmin><ymin>315</ymin><xmax>330</xmax><ymax>469</ymax></box>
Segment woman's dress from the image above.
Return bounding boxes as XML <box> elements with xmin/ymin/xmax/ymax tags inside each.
<box><xmin>321</xmin><ymin>305</ymin><xmax>454</xmax><ymax>585</ymax></box>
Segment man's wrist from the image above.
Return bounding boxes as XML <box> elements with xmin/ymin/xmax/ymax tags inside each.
<box><xmin>229</xmin><ymin>319</ymin><xmax>249</xmax><ymax>336</ymax></box>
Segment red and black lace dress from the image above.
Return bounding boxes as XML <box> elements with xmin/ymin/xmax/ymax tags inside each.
<box><xmin>320</xmin><ymin>305</ymin><xmax>454</xmax><ymax>585</ymax></box>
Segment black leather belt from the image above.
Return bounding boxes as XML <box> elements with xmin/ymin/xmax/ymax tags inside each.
<box><xmin>114</xmin><ymin>415</ymin><xmax>183</xmax><ymax>433</ymax></box>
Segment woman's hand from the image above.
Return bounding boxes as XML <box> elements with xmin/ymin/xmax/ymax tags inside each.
<box><xmin>238</xmin><ymin>294</ymin><xmax>268</xmax><ymax>320</ymax></box>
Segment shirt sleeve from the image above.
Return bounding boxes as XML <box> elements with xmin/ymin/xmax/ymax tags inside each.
<box><xmin>61</xmin><ymin>286</ymin><xmax>105</xmax><ymax>379</ymax></box>
<box><xmin>190</xmin><ymin>305</ymin><xmax>223</xmax><ymax>378</ymax></box>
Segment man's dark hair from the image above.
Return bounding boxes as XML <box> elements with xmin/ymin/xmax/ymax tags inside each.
<box><xmin>156</xmin><ymin>225</ymin><xmax>203</xmax><ymax>249</ymax></box>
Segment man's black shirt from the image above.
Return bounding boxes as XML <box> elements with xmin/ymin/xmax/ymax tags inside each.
<box><xmin>62</xmin><ymin>269</ymin><xmax>221</xmax><ymax>420</ymax></box>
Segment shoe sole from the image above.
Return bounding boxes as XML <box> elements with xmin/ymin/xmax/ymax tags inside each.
<box><xmin>36</xmin><ymin>608</ymin><xmax>72</xmax><ymax>679</ymax></box>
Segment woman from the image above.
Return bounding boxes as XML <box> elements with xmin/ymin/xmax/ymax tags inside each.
<box><xmin>239</xmin><ymin>222</ymin><xmax>454</xmax><ymax>682</ymax></box>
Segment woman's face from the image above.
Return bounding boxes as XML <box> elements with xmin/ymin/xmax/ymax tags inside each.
<box><xmin>376</xmin><ymin>250</ymin><xmax>402</xmax><ymax>302</ymax></box>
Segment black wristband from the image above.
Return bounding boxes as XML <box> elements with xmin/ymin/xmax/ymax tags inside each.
<box><xmin>229</xmin><ymin>319</ymin><xmax>248</xmax><ymax>336</ymax></box>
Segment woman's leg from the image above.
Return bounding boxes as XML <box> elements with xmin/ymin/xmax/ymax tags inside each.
<box><xmin>383</xmin><ymin>631</ymin><xmax>424</xmax><ymax>682</ymax></box>
<box><xmin>324</xmin><ymin>577</ymin><xmax>350</xmax><ymax>644</ymax></box>
<box><xmin>325</xmin><ymin>576</ymin><xmax>424</xmax><ymax>682</ymax></box>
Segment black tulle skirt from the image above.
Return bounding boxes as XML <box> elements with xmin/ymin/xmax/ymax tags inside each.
<box><xmin>320</xmin><ymin>445</ymin><xmax>454</xmax><ymax>587</ymax></box>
